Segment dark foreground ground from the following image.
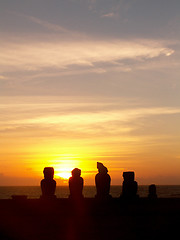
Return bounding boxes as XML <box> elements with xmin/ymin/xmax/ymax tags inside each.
<box><xmin>0</xmin><ymin>197</ymin><xmax>180</xmax><ymax>240</ymax></box>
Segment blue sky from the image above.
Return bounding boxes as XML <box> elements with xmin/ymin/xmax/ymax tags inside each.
<box><xmin>0</xmin><ymin>0</ymin><xmax>180</xmax><ymax>185</ymax></box>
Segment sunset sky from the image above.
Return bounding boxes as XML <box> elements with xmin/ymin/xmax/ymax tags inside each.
<box><xmin>0</xmin><ymin>0</ymin><xmax>180</xmax><ymax>185</ymax></box>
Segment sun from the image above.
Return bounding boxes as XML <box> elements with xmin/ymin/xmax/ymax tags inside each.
<box><xmin>55</xmin><ymin>166</ymin><xmax>73</xmax><ymax>180</ymax></box>
<box><xmin>56</xmin><ymin>171</ymin><xmax>71</xmax><ymax>180</ymax></box>
<box><xmin>51</xmin><ymin>154</ymin><xmax>82</xmax><ymax>181</ymax></box>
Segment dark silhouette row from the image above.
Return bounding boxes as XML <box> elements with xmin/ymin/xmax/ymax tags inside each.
<box><xmin>40</xmin><ymin>162</ymin><xmax>157</xmax><ymax>201</ymax></box>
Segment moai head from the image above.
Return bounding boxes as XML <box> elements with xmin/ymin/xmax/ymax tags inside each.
<box><xmin>123</xmin><ymin>171</ymin><xmax>135</xmax><ymax>182</ymax></box>
<box><xmin>72</xmin><ymin>168</ymin><xmax>81</xmax><ymax>177</ymax></box>
<box><xmin>149</xmin><ymin>184</ymin><xmax>157</xmax><ymax>195</ymax></box>
<box><xmin>43</xmin><ymin>167</ymin><xmax>54</xmax><ymax>180</ymax></box>
<box><xmin>97</xmin><ymin>162</ymin><xmax>108</xmax><ymax>174</ymax></box>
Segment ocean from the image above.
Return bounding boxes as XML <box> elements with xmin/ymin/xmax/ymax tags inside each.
<box><xmin>0</xmin><ymin>185</ymin><xmax>180</xmax><ymax>199</ymax></box>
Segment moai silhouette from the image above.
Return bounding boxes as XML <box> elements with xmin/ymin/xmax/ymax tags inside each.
<box><xmin>95</xmin><ymin>162</ymin><xmax>111</xmax><ymax>201</ymax></box>
<box><xmin>41</xmin><ymin>167</ymin><xmax>56</xmax><ymax>199</ymax></box>
<box><xmin>69</xmin><ymin>168</ymin><xmax>84</xmax><ymax>200</ymax></box>
<box><xmin>148</xmin><ymin>184</ymin><xmax>157</xmax><ymax>199</ymax></box>
<box><xmin>121</xmin><ymin>171</ymin><xmax>138</xmax><ymax>200</ymax></box>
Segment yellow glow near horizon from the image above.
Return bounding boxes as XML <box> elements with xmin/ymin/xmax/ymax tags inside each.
<box><xmin>1</xmin><ymin>96</ymin><xmax>180</xmax><ymax>185</ymax></box>
<box><xmin>52</xmin><ymin>154</ymin><xmax>81</xmax><ymax>181</ymax></box>
<box><xmin>50</xmin><ymin>153</ymin><xmax>97</xmax><ymax>183</ymax></box>
<box><xmin>56</xmin><ymin>171</ymin><xmax>72</xmax><ymax>180</ymax></box>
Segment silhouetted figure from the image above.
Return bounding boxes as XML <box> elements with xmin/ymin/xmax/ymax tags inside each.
<box><xmin>148</xmin><ymin>184</ymin><xmax>157</xmax><ymax>199</ymax></box>
<box><xmin>69</xmin><ymin>168</ymin><xmax>84</xmax><ymax>200</ymax></box>
<box><xmin>121</xmin><ymin>171</ymin><xmax>138</xmax><ymax>200</ymax></box>
<box><xmin>95</xmin><ymin>162</ymin><xmax>111</xmax><ymax>201</ymax></box>
<box><xmin>41</xmin><ymin>167</ymin><xmax>56</xmax><ymax>199</ymax></box>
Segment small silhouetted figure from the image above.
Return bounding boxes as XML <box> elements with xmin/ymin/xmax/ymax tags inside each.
<box><xmin>121</xmin><ymin>171</ymin><xmax>138</xmax><ymax>199</ymax></box>
<box><xmin>148</xmin><ymin>184</ymin><xmax>157</xmax><ymax>199</ymax></box>
<box><xmin>95</xmin><ymin>162</ymin><xmax>111</xmax><ymax>200</ymax></box>
<box><xmin>69</xmin><ymin>168</ymin><xmax>84</xmax><ymax>200</ymax></box>
<box><xmin>41</xmin><ymin>167</ymin><xmax>56</xmax><ymax>198</ymax></box>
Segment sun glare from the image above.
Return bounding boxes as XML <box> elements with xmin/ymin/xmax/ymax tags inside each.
<box><xmin>50</xmin><ymin>154</ymin><xmax>92</xmax><ymax>182</ymax></box>
<box><xmin>53</xmin><ymin>156</ymin><xmax>79</xmax><ymax>180</ymax></box>
<box><xmin>56</xmin><ymin>171</ymin><xmax>71</xmax><ymax>180</ymax></box>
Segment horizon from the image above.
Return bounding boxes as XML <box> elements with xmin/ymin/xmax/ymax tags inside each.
<box><xmin>1</xmin><ymin>0</ymin><xmax>180</xmax><ymax>185</ymax></box>
<box><xmin>0</xmin><ymin>184</ymin><xmax>180</xmax><ymax>187</ymax></box>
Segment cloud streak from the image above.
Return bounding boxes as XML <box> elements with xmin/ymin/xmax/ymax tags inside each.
<box><xmin>0</xmin><ymin>75</ymin><xmax>6</xmax><ymax>79</ymax></box>
<box><xmin>101</xmin><ymin>12</ymin><xmax>116</xmax><ymax>18</ymax></box>
<box><xmin>0</xmin><ymin>38</ymin><xmax>174</xmax><ymax>74</ymax></box>
<box><xmin>1</xmin><ymin>97</ymin><xmax>180</xmax><ymax>139</ymax></box>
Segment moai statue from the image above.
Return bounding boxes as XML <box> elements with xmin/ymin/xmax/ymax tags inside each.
<box><xmin>121</xmin><ymin>171</ymin><xmax>138</xmax><ymax>199</ymax></box>
<box><xmin>148</xmin><ymin>184</ymin><xmax>157</xmax><ymax>199</ymax></box>
<box><xmin>95</xmin><ymin>162</ymin><xmax>111</xmax><ymax>201</ymax></box>
<box><xmin>69</xmin><ymin>168</ymin><xmax>84</xmax><ymax>200</ymax></box>
<box><xmin>41</xmin><ymin>167</ymin><xmax>56</xmax><ymax>199</ymax></box>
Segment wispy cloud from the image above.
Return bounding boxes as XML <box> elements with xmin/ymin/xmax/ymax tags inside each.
<box><xmin>0</xmin><ymin>38</ymin><xmax>174</xmax><ymax>74</ymax></box>
<box><xmin>27</xmin><ymin>16</ymin><xmax>72</xmax><ymax>33</ymax></box>
<box><xmin>1</xmin><ymin>97</ymin><xmax>180</xmax><ymax>138</ymax></box>
<box><xmin>101</xmin><ymin>12</ymin><xmax>116</xmax><ymax>18</ymax></box>
<box><xmin>0</xmin><ymin>75</ymin><xmax>6</xmax><ymax>80</ymax></box>
<box><xmin>10</xmin><ymin>107</ymin><xmax>180</xmax><ymax>129</ymax></box>
<box><xmin>25</xmin><ymin>14</ymin><xmax>84</xmax><ymax>38</ymax></box>
<box><xmin>9</xmin><ymin>11</ymin><xmax>83</xmax><ymax>37</ymax></box>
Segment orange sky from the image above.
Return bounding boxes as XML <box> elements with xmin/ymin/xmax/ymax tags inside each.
<box><xmin>1</xmin><ymin>96</ymin><xmax>180</xmax><ymax>185</ymax></box>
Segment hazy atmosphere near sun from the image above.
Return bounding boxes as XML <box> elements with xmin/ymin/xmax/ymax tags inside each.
<box><xmin>0</xmin><ymin>0</ymin><xmax>180</xmax><ymax>185</ymax></box>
